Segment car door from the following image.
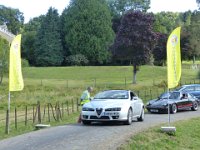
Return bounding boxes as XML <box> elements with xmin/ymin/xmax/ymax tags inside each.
<box><xmin>178</xmin><ymin>93</ymin><xmax>192</xmax><ymax>109</ymax></box>
<box><xmin>130</xmin><ymin>91</ymin><xmax>141</xmax><ymax>116</ymax></box>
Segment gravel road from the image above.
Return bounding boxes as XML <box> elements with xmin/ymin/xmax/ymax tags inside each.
<box><xmin>0</xmin><ymin>110</ymin><xmax>200</xmax><ymax>150</ymax></box>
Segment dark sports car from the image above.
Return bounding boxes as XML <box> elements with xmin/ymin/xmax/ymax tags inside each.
<box><xmin>146</xmin><ymin>91</ymin><xmax>198</xmax><ymax>113</ymax></box>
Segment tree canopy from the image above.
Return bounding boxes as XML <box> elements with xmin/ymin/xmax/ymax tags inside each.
<box><xmin>112</xmin><ymin>11</ymin><xmax>156</xmax><ymax>83</ymax></box>
<box><xmin>34</xmin><ymin>7</ymin><xmax>63</xmax><ymax>66</ymax></box>
<box><xmin>61</xmin><ymin>0</ymin><xmax>114</xmax><ymax>65</ymax></box>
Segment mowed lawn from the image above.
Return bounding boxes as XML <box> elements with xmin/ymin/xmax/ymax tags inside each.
<box><xmin>21</xmin><ymin>65</ymin><xmax>198</xmax><ymax>88</ymax></box>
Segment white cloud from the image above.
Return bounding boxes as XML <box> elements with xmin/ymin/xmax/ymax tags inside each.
<box><xmin>149</xmin><ymin>0</ymin><xmax>198</xmax><ymax>13</ymax></box>
<box><xmin>1</xmin><ymin>0</ymin><xmax>70</xmax><ymax>23</ymax></box>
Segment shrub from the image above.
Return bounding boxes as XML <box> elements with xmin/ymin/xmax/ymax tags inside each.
<box><xmin>65</xmin><ymin>54</ymin><xmax>89</xmax><ymax>66</ymax></box>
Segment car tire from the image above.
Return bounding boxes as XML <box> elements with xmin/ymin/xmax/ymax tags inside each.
<box><xmin>191</xmin><ymin>101</ymin><xmax>198</xmax><ymax>111</ymax></box>
<box><xmin>82</xmin><ymin>120</ymin><xmax>91</xmax><ymax>125</ymax></box>
<box><xmin>137</xmin><ymin>108</ymin><xmax>144</xmax><ymax>121</ymax></box>
<box><xmin>124</xmin><ymin>108</ymin><xmax>133</xmax><ymax>125</ymax></box>
<box><xmin>171</xmin><ymin>104</ymin><xmax>177</xmax><ymax>114</ymax></box>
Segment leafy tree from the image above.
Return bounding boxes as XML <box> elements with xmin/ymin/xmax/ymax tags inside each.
<box><xmin>34</xmin><ymin>7</ymin><xmax>63</xmax><ymax>66</ymax></box>
<box><xmin>153</xmin><ymin>12</ymin><xmax>180</xmax><ymax>34</ymax></box>
<box><xmin>112</xmin><ymin>11</ymin><xmax>156</xmax><ymax>83</ymax></box>
<box><xmin>21</xmin><ymin>16</ymin><xmax>44</xmax><ymax>65</ymax></box>
<box><xmin>106</xmin><ymin>0</ymin><xmax>150</xmax><ymax>34</ymax></box>
<box><xmin>0</xmin><ymin>5</ymin><xmax>24</xmax><ymax>34</ymax></box>
<box><xmin>106</xmin><ymin>0</ymin><xmax>150</xmax><ymax>16</ymax></box>
<box><xmin>61</xmin><ymin>0</ymin><xmax>114</xmax><ymax>65</ymax></box>
<box><xmin>196</xmin><ymin>0</ymin><xmax>200</xmax><ymax>9</ymax></box>
<box><xmin>187</xmin><ymin>11</ymin><xmax>200</xmax><ymax>64</ymax></box>
<box><xmin>0</xmin><ymin>37</ymin><xmax>9</xmax><ymax>84</ymax></box>
<box><xmin>153</xmin><ymin>33</ymin><xmax>167</xmax><ymax>66</ymax></box>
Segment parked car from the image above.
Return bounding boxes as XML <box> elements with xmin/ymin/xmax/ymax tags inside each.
<box><xmin>146</xmin><ymin>91</ymin><xmax>198</xmax><ymax>114</ymax></box>
<box><xmin>188</xmin><ymin>91</ymin><xmax>200</xmax><ymax>104</ymax></box>
<box><xmin>174</xmin><ymin>84</ymin><xmax>200</xmax><ymax>92</ymax></box>
<box><xmin>81</xmin><ymin>90</ymin><xmax>145</xmax><ymax>125</ymax></box>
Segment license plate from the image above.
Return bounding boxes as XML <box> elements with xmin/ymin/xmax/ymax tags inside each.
<box><xmin>150</xmin><ymin>109</ymin><xmax>158</xmax><ymax>112</ymax></box>
<box><xmin>104</xmin><ymin>112</ymin><xmax>119</xmax><ymax>116</ymax></box>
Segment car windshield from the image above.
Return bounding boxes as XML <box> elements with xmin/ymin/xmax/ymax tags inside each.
<box><xmin>169</xmin><ymin>92</ymin><xmax>180</xmax><ymax>99</ymax></box>
<box><xmin>94</xmin><ymin>90</ymin><xmax>129</xmax><ymax>99</ymax></box>
<box><xmin>159</xmin><ymin>92</ymin><xmax>170</xmax><ymax>99</ymax></box>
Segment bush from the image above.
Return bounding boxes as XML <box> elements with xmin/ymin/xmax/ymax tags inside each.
<box><xmin>65</xmin><ymin>54</ymin><xmax>89</xmax><ymax>66</ymax></box>
<box><xmin>22</xmin><ymin>59</ymin><xmax>30</xmax><ymax>67</ymax></box>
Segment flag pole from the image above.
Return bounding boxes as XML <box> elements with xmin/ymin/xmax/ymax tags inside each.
<box><xmin>6</xmin><ymin>92</ymin><xmax>11</xmax><ymax>134</ymax></box>
<box><xmin>167</xmin><ymin>88</ymin><xmax>170</xmax><ymax>126</ymax></box>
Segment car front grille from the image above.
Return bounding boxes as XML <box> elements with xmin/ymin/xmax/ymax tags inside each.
<box><xmin>96</xmin><ymin>108</ymin><xmax>103</xmax><ymax>115</ymax></box>
<box><xmin>90</xmin><ymin>116</ymin><xmax>109</xmax><ymax>119</ymax></box>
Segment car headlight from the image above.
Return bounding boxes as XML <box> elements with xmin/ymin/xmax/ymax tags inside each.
<box><xmin>82</xmin><ymin>107</ymin><xmax>94</xmax><ymax>111</ymax></box>
<box><xmin>105</xmin><ymin>107</ymin><xmax>121</xmax><ymax>111</ymax></box>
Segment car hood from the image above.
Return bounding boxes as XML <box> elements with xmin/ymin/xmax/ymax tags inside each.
<box><xmin>83</xmin><ymin>99</ymin><xmax>128</xmax><ymax>108</ymax></box>
<box><xmin>149</xmin><ymin>99</ymin><xmax>174</xmax><ymax>106</ymax></box>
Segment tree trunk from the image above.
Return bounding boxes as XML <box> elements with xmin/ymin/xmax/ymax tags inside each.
<box><xmin>193</xmin><ymin>55</ymin><xmax>196</xmax><ymax>65</ymax></box>
<box><xmin>133</xmin><ymin>64</ymin><xmax>137</xmax><ymax>84</ymax></box>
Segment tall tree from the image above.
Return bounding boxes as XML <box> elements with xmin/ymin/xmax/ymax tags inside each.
<box><xmin>34</xmin><ymin>7</ymin><xmax>63</xmax><ymax>66</ymax></box>
<box><xmin>152</xmin><ymin>33</ymin><xmax>167</xmax><ymax>66</ymax></box>
<box><xmin>153</xmin><ymin>12</ymin><xmax>180</xmax><ymax>34</ymax></box>
<box><xmin>112</xmin><ymin>11</ymin><xmax>156</xmax><ymax>83</ymax></box>
<box><xmin>106</xmin><ymin>0</ymin><xmax>150</xmax><ymax>16</ymax></box>
<box><xmin>188</xmin><ymin>11</ymin><xmax>200</xmax><ymax>64</ymax></box>
<box><xmin>0</xmin><ymin>37</ymin><xmax>9</xmax><ymax>84</ymax></box>
<box><xmin>61</xmin><ymin>0</ymin><xmax>114</xmax><ymax>65</ymax></box>
<box><xmin>106</xmin><ymin>0</ymin><xmax>150</xmax><ymax>33</ymax></box>
<box><xmin>196</xmin><ymin>0</ymin><xmax>200</xmax><ymax>9</ymax></box>
<box><xmin>0</xmin><ymin>5</ymin><xmax>24</xmax><ymax>34</ymax></box>
<box><xmin>21</xmin><ymin>16</ymin><xmax>45</xmax><ymax>65</ymax></box>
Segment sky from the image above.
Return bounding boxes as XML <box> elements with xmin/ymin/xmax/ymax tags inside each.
<box><xmin>0</xmin><ymin>0</ymin><xmax>199</xmax><ymax>23</ymax></box>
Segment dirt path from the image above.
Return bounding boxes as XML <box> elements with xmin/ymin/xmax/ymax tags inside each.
<box><xmin>0</xmin><ymin>110</ymin><xmax>200</xmax><ymax>150</ymax></box>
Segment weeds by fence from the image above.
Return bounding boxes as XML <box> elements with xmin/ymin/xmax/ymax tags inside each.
<box><xmin>0</xmin><ymin>99</ymin><xmax>80</xmax><ymax>134</ymax></box>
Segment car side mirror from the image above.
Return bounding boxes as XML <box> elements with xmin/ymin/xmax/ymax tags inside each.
<box><xmin>132</xmin><ymin>97</ymin><xmax>137</xmax><ymax>100</ymax></box>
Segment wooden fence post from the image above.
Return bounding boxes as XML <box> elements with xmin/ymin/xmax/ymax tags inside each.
<box><xmin>48</xmin><ymin>103</ymin><xmax>50</xmax><ymax>122</ymax></box>
<box><xmin>62</xmin><ymin>103</ymin><xmax>64</xmax><ymax>118</ymax></box>
<box><xmin>15</xmin><ymin>107</ymin><xmax>17</xmax><ymax>129</ymax></box>
<box><xmin>72</xmin><ymin>99</ymin><xmax>74</xmax><ymax>113</ymax></box>
<box><xmin>25</xmin><ymin>106</ymin><xmax>27</xmax><ymax>126</ymax></box>
<box><xmin>5</xmin><ymin>110</ymin><xmax>9</xmax><ymax>134</ymax></box>
<box><xmin>38</xmin><ymin>101</ymin><xmax>41</xmax><ymax>123</ymax></box>
<box><xmin>67</xmin><ymin>101</ymin><xmax>69</xmax><ymax>116</ymax></box>
<box><xmin>77</xmin><ymin>98</ymin><xmax>79</xmax><ymax>112</ymax></box>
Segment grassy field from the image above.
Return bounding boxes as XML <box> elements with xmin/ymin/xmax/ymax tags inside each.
<box><xmin>0</xmin><ymin>65</ymin><xmax>199</xmax><ymax>140</ymax></box>
<box><xmin>0</xmin><ymin>65</ymin><xmax>198</xmax><ymax>109</ymax></box>
<box><xmin>119</xmin><ymin>117</ymin><xmax>200</xmax><ymax>150</ymax></box>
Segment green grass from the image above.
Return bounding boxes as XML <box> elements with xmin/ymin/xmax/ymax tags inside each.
<box><xmin>119</xmin><ymin>117</ymin><xmax>200</xmax><ymax>150</ymax></box>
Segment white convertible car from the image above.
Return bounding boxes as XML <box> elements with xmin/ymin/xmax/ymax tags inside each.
<box><xmin>81</xmin><ymin>90</ymin><xmax>145</xmax><ymax>125</ymax></box>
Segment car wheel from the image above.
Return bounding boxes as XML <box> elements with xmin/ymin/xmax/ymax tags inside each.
<box><xmin>137</xmin><ymin>108</ymin><xmax>144</xmax><ymax>121</ymax></box>
<box><xmin>171</xmin><ymin>104</ymin><xmax>177</xmax><ymax>114</ymax></box>
<box><xmin>191</xmin><ymin>101</ymin><xmax>198</xmax><ymax>111</ymax></box>
<box><xmin>82</xmin><ymin>120</ymin><xmax>91</xmax><ymax>125</ymax></box>
<box><xmin>124</xmin><ymin>108</ymin><xmax>133</xmax><ymax>125</ymax></box>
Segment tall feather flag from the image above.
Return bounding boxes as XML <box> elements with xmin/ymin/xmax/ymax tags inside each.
<box><xmin>9</xmin><ymin>34</ymin><xmax>24</xmax><ymax>91</ymax></box>
<box><xmin>167</xmin><ymin>27</ymin><xmax>181</xmax><ymax>89</ymax></box>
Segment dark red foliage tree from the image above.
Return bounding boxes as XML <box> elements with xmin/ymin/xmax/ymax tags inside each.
<box><xmin>153</xmin><ymin>33</ymin><xmax>167</xmax><ymax>66</ymax></box>
<box><xmin>112</xmin><ymin>11</ymin><xmax>157</xmax><ymax>83</ymax></box>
